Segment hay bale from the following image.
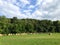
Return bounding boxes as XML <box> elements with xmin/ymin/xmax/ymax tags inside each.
<box><xmin>49</xmin><ymin>33</ymin><xmax>52</xmax><ymax>35</ymax></box>
<box><xmin>8</xmin><ymin>34</ymin><xmax>13</xmax><ymax>36</ymax></box>
<box><xmin>16</xmin><ymin>33</ymin><xmax>20</xmax><ymax>35</ymax></box>
<box><xmin>0</xmin><ymin>34</ymin><xmax>3</xmax><ymax>36</ymax></box>
<box><xmin>21</xmin><ymin>33</ymin><xmax>27</xmax><ymax>35</ymax></box>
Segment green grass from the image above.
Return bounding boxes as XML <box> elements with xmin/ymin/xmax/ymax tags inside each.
<box><xmin>0</xmin><ymin>33</ymin><xmax>60</xmax><ymax>45</ymax></box>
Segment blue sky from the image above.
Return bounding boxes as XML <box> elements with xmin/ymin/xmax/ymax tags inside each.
<box><xmin>0</xmin><ymin>0</ymin><xmax>60</xmax><ymax>20</ymax></box>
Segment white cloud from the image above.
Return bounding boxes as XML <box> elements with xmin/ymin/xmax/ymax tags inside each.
<box><xmin>31</xmin><ymin>10</ymin><xmax>43</xmax><ymax>20</ymax></box>
<box><xmin>49</xmin><ymin>4</ymin><xmax>60</xmax><ymax>20</ymax></box>
<box><xmin>18</xmin><ymin>0</ymin><xmax>30</xmax><ymax>7</ymax></box>
<box><xmin>0</xmin><ymin>0</ymin><xmax>60</xmax><ymax>20</ymax></box>
<box><xmin>0</xmin><ymin>0</ymin><xmax>25</xmax><ymax>18</ymax></box>
<box><xmin>36</xmin><ymin>0</ymin><xmax>43</xmax><ymax>6</ymax></box>
<box><xmin>32</xmin><ymin>0</ymin><xmax>60</xmax><ymax>20</ymax></box>
<box><xmin>20</xmin><ymin>0</ymin><xmax>30</xmax><ymax>4</ymax></box>
<box><xmin>28</xmin><ymin>5</ymin><xmax>35</xmax><ymax>9</ymax></box>
<box><xmin>44</xmin><ymin>0</ymin><xmax>53</xmax><ymax>3</ymax></box>
<box><xmin>33</xmin><ymin>10</ymin><xmax>43</xmax><ymax>16</ymax></box>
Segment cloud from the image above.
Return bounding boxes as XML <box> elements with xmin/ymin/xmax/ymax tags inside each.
<box><xmin>49</xmin><ymin>4</ymin><xmax>60</xmax><ymax>20</ymax></box>
<box><xmin>28</xmin><ymin>5</ymin><xmax>35</xmax><ymax>9</ymax></box>
<box><xmin>32</xmin><ymin>0</ymin><xmax>60</xmax><ymax>20</ymax></box>
<box><xmin>0</xmin><ymin>0</ymin><xmax>60</xmax><ymax>20</ymax></box>
<box><xmin>0</xmin><ymin>0</ymin><xmax>30</xmax><ymax>18</ymax></box>
<box><xmin>20</xmin><ymin>0</ymin><xmax>30</xmax><ymax>4</ymax></box>
<box><xmin>0</xmin><ymin>0</ymin><xmax>20</xmax><ymax>18</ymax></box>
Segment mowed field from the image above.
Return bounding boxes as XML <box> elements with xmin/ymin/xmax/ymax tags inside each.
<box><xmin>0</xmin><ymin>33</ymin><xmax>60</xmax><ymax>45</ymax></box>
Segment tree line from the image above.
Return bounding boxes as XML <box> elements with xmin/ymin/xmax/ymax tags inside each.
<box><xmin>0</xmin><ymin>16</ymin><xmax>60</xmax><ymax>35</ymax></box>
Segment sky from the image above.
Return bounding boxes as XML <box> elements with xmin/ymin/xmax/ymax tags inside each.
<box><xmin>0</xmin><ymin>0</ymin><xmax>60</xmax><ymax>20</ymax></box>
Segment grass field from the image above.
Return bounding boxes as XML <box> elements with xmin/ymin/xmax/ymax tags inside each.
<box><xmin>0</xmin><ymin>33</ymin><xmax>60</xmax><ymax>45</ymax></box>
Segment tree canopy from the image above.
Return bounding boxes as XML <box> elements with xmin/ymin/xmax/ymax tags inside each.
<box><xmin>0</xmin><ymin>16</ymin><xmax>60</xmax><ymax>35</ymax></box>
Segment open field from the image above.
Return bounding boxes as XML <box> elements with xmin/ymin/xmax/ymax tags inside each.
<box><xmin>0</xmin><ymin>33</ymin><xmax>60</xmax><ymax>45</ymax></box>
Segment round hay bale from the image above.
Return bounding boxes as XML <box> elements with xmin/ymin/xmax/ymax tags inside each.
<box><xmin>49</xmin><ymin>33</ymin><xmax>52</xmax><ymax>35</ymax></box>
<box><xmin>16</xmin><ymin>33</ymin><xmax>20</xmax><ymax>35</ymax></box>
<box><xmin>8</xmin><ymin>34</ymin><xmax>12</xmax><ymax>36</ymax></box>
<box><xmin>0</xmin><ymin>34</ymin><xmax>3</xmax><ymax>36</ymax></box>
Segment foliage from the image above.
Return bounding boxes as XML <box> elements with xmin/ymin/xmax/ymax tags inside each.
<box><xmin>0</xmin><ymin>16</ymin><xmax>60</xmax><ymax>35</ymax></box>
